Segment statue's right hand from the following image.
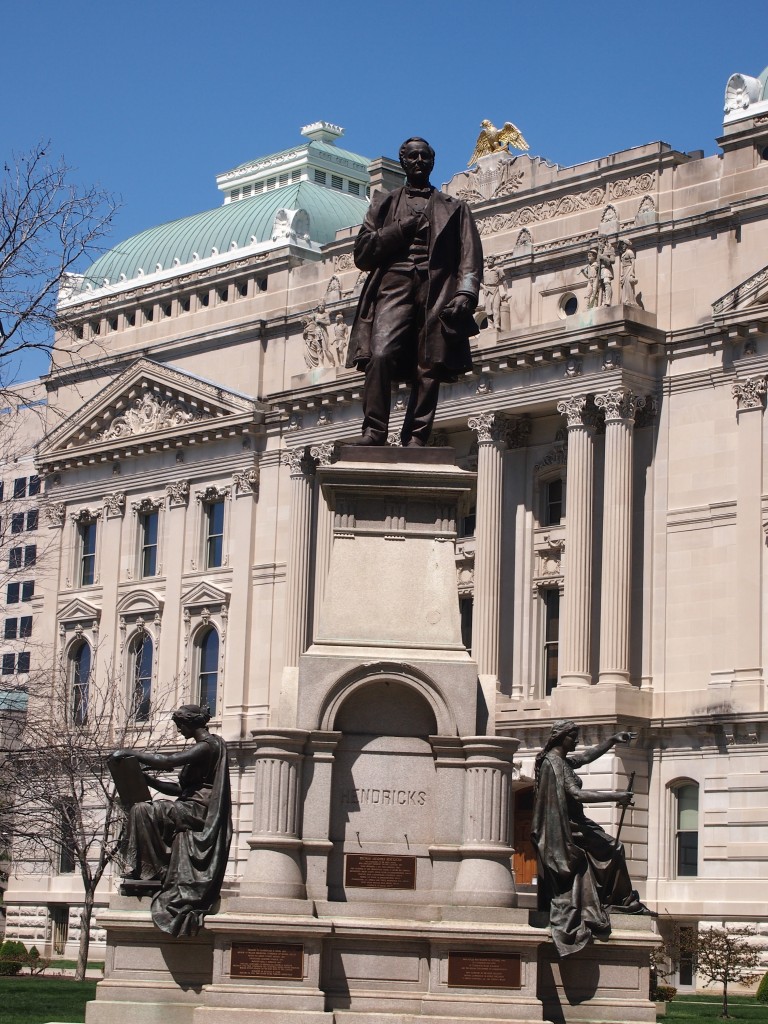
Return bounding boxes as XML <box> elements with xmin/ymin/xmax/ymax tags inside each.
<box><xmin>616</xmin><ymin>791</ymin><xmax>634</xmax><ymax>808</ymax></box>
<box><xmin>399</xmin><ymin>214</ymin><xmax>423</xmax><ymax>240</ymax></box>
<box><xmin>109</xmin><ymin>749</ymin><xmax>131</xmax><ymax>761</ymax></box>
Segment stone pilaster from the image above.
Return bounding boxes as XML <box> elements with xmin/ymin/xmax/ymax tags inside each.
<box><xmin>557</xmin><ymin>396</ymin><xmax>595</xmax><ymax>687</ymax></box>
<box><xmin>594</xmin><ymin>389</ymin><xmax>643</xmax><ymax>685</ymax></box>
<box><xmin>310</xmin><ymin>443</ymin><xmax>337</xmax><ymax>642</ymax></box>
<box><xmin>467</xmin><ymin>413</ymin><xmax>509</xmax><ymax>711</ymax></box>
<box><xmin>241</xmin><ymin>730</ymin><xmax>309</xmax><ymax>899</ymax></box>
<box><xmin>453</xmin><ymin>736</ymin><xmax>519</xmax><ymax>906</ymax></box>
<box><xmin>282</xmin><ymin>447</ymin><xmax>315</xmax><ymax>667</ymax></box>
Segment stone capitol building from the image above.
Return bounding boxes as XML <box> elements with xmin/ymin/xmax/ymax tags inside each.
<box><xmin>2</xmin><ymin>64</ymin><xmax>768</xmax><ymax>994</ymax></box>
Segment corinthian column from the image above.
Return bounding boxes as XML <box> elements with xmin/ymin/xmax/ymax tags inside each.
<box><xmin>310</xmin><ymin>442</ymin><xmax>338</xmax><ymax>641</ymax></box>
<box><xmin>467</xmin><ymin>414</ymin><xmax>508</xmax><ymax>692</ymax></box>
<box><xmin>557</xmin><ymin>396</ymin><xmax>595</xmax><ymax>686</ymax></box>
<box><xmin>594</xmin><ymin>389</ymin><xmax>643</xmax><ymax>685</ymax></box>
<box><xmin>282</xmin><ymin>447</ymin><xmax>315</xmax><ymax>667</ymax></box>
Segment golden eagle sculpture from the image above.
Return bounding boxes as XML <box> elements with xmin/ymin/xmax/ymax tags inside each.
<box><xmin>468</xmin><ymin>120</ymin><xmax>529</xmax><ymax>166</ymax></box>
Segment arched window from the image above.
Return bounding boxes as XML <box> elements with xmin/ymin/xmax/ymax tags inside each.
<box><xmin>197</xmin><ymin>628</ymin><xmax>219</xmax><ymax>712</ymax></box>
<box><xmin>129</xmin><ymin>633</ymin><xmax>153</xmax><ymax>721</ymax></box>
<box><xmin>673</xmin><ymin>782</ymin><xmax>699</xmax><ymax>877</ymax></box>
<box><xmin>70</xmin><ymin>641</ymin><xmax>91</xmax><ymax>725</ymax></box>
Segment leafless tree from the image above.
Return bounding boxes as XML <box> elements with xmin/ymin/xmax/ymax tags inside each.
<box><xmin>0</xmin><ymin>142</ymin><xmax>116</xmax><ymax>387</ymax></box>
<box><xmin>0</xmin><ymin>653</ymin><xmax>176</xmax><ymax>981</ymax></box>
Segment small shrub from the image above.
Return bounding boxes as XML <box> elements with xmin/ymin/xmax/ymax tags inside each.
<box><xmin>0</xmin><ymin>939</ymin><xmax>27</xmax><ymax>976</ymax></box>
<box><xmin>756</xmin><ymin>970</ymin><xmax>768</xmax><ymax>1004</ymax></box>
<box><xmin>655</xmin><ymin>984</ymin><xmax>677</xmax><ymax>1003</ymax></box>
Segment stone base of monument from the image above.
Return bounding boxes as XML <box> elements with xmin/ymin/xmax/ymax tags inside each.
<box><xmin>87</xmin><ymin>903</ymin><xmax>656</xmax><ymax>1024</ymax></box>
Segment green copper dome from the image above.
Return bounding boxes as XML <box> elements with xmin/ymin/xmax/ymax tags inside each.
<box><xmin>81</xmin><ymin>180</ymin><xmax>368</xmax><ymax>290</ymax></box>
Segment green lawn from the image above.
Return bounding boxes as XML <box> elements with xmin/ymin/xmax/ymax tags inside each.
<box><xmin>0</xmin><ymin>976</ymin><xmax>97</xmax><ymax>1024</ymax></box>
<box><xmin>664</xmin><ymin>994</ymin><xmax>768</xmax><ymax>1021</ymax></box>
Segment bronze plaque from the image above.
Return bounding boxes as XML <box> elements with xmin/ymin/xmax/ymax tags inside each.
<box><xmin>447</xmin><ymin>951</ymin><xmax>521</xmax><ymax>989</ymax></box>
<box><xmin>230</xmin><ymin>942</ymin><xmax>304</xmax><ymax>980</ymax></box>
<box><xmin>345</xmin><ymin>853</ymin><xmax>417</xmax><ymax>890</ymax></box>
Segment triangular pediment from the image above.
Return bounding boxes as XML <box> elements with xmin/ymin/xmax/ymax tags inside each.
<box><xmin>713</xmin><ymin>264</ymin><xmax>768</xmax><ymax>316</ymax></box>
<box><xmin>58</xmin><ymin>597</ymin><xmax>101</xmax><ymax>625</ymax></box>
<box><xmin>181</xmin><ymin>580</ymin><xmax>230</xmax><ymax>610</ymax></box>
<box><xmin>38</xmin><ymin>358</ymin><xmax>265</xmax><ymax>467</ymax></box>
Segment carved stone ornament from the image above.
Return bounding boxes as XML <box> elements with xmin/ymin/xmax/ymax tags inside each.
<box><xmin>602</xmin><ymin>351</ymin><xmax>621</xmax><ymax>371</ymax></box>
<box><xmin>508</xmin><ymin>416</ymin><xmax>532</xmax><ymax>449</ymax></box>
<box><xmin>232</xmin><ymin>467</ymin><xmax>259</xmax><ymax>496</ymax></box>
<box><xmin>42</xmin><ymin>501</ymin><xmax>66</xmax><ymax>528</ymax></box>
<box><xmin>166</xmin><ymin>480</ymin><xmax>190</xmax><ymax>508</ymax></box>
<box><xmin>468</xmin><ymin>412</ymin><xmax>506</xmax><ymax>444</ymax></box>
<box><xmin>535</xmin><ymin>443</ymin><xmax>567</xmax><ymax>472</ymax></box>
<box><xmin>103</xmin><ymin>491</ymin><xmax>126</xmax><ymax>518</ymax></box>
<box><xmin>732</xmin><ymin>376</ymin><xmax>767</xmax><ymax>410</ymax></box>
<box><xmin>287</xmin><ymin>413</ymin><xmax>303</xmax><ymax>432</ymax></box>
<box><xmin>131</xmin><ymin>495</ymin><xmax>164</xmax><ymax>516</ymax></box>
<box><xmin>98</xmin><ymin>390</ymin><xmax>203</xmax><ymax>441</ymax></box>
<box><xmin>565</xmin><ymin>358</ymin><xmax>582</xmax><ymax>378</ymax></box>
<box><xmin>195</xmin><ymin>485</ymin><xmax>231</xmax><ymax>503</ymax></box>
<box><xmin>557</xmin><ymin>396</ymin><xmax>588</xmax><ymax>428</ymax></box>
<box><xmin>70</xmin><ymin>507</ymin><xmax>102</xmax><ymax>525</ymax></box>
<box><xmin>333</xmin><ymin>253</ymin><xmax>355</xmax><ymax>272</ymax></box>
<box><xmin>594</xmin><ymin>389</ymin><xmax>644</xmax><ymax>422</ymax></box>
<box><xmin>310</xmin><ymin>442</ymin><xmax>339</xmax><ymax>467</ymax></box>
<box><xmin>281</xmin><ymin>448</ymin><xmax>312</xmax><ymax>476</ymax></box>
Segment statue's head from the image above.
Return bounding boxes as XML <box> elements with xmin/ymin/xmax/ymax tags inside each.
<box><xmin>399</xmin><ymin>137</ymin><xmax>435</xmax><ymax>187</ymax></box>
<box><xmin>172</xmin><ymin>704</ymin><xmax>212</xmax><ymax>734</ymax></box>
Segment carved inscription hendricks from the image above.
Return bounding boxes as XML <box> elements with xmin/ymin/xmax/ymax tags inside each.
<box><xmin>340</xmin><ymin>788</ymin><xmax>427</xmax><ymax>807</ymax></box>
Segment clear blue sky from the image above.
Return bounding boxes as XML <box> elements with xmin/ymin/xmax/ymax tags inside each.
<box><xmin>3</xmin><ymin>0</ymin><xmax>768</xmax><ymax>378</ymax></box>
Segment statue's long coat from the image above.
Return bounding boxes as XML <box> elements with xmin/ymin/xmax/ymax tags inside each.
<box><xmin>345</xmin><ymin>187</ymin><xmax>483</xmax><ymax>383</ymax></box>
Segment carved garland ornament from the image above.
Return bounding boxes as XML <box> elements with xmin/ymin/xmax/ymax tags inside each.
<box><xmin>232</xmin><ymin>467</ymin><xmax>259</xmax><ymax>496</ymax></box>
<box><xmin>732</xmin><ymin>376</ymin><xmax>767</xmax><ymax>410</ymax></box>
<box><xmin>195</xmin><ymin>485</ymin><xmax>231</xmax><ymax>504</ymax></box>
<box><xmin>42</xmin><ymin>501</ymin><xmax>66</xmax><ymax>528</ymax></box>
<box><xmin>70</xmin><ymin>507</ymin><xmax>102</xmax><ymax>525</ymax></box>
<box><xmin>131</xmin><ymin>496</ymin><xmax>164</xmax><ymax>516</ymax></box>
<box><xmin>99</xmin><ymin>390</ymin><xmax>203</xmax><ymax>441</ymax></box>
<box><xmin>103</xmin><ymin>492</ymin><xmax>126</xmax><ymax>518</ymax></box>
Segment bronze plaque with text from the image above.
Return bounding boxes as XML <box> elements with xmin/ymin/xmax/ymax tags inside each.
<box><xmin>447</xmin><ymin>951</ymin><xmax>521</xmax><ymax>989</ymax></box>
<box><xmin>345</xmin><ymin>853</ymin><xmax>417</xmax><ymax>890</ymax></box>
<box><xmin>230</xmin><ymin>942</ymin><xmax>304</xmax><ymax>980</ymax></box>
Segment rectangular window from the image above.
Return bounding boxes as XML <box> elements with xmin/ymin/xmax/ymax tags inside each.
<box><xmin>1</xmin><ymin>653</ymin><xmax>14</xmax><ymax>675</ymax></box>
<box><xmin>254</xmin><ymin>180</ymin><xmax>264</xmax><ymax>193</ymax></box>
<box><xmin>314</xmin><ymin>169</ymin><xmax>327</xmax><ymax>185</ymax></box>
<box><xmin>206</xmin><ymin>501</ymin><xmax>224</xmax><ymax>568</ymax></box>
<box><xmin>676</xmin><ymin>784</ymin><xmax>699</xmax><ymax>877</ymax></box>
<box><xmin>266</xmin><ymin>176</ymin><xmax>277</xmax><ymax>190</ymax></box>
<box><xmin>19</xmin><ymin>616</ymin><xmax>32</xmax><ymax>639</ymax></box>
<box><xmin>11</xmin><ymin>512</ymin><xmax>24</xmax><ymax>533</ymax></box>
<box><xmin>17</xmin><ymin>651</ymin><xmax>30</xmax><ymax>673</ymax></box>
<box><xmin>544</xmin><ymin>478</ymin><xmax>564</xmax><ymax>526</ymax></box>
<box><xmin>79</xmin><ymin>521</ymin><xmax>96</xmax><ymax>585</ymax></box>
<box><xmin>543</xmin><ymin>589</ymin><xmax>560</xmax><ymax>696</ymax></box>
<box><xmin>21</xmin><ymin>580</ymin><xmax>34</xmax><ymax>602</ymax></box>
<box><xmin>348</xmin><ymin>180</ymin><xmax>360</xmax><ymax>196</ymax></box>
<box><xmin>291</xmin><ymin>169</ymin><xmax>300</xmax><ymax>183</ymax></box>
<box><xmin>0</xmin><ymin>481</ymin><xmax>4</xmax><ymax>501</ymax></box>
<box><xmin>141</xmin><ymin>511</ymin><xmax>159</xmax><ymax>578</ymax></box>
<box><xmin>4</xmin><ymin>619</ymin><xmax>17</xmax><ymax>640</ymax></box>
<box><xmin>9</xmin><ymin>547</ymin><xmax>22</xmax><ymax>569</ymax></box>
<box><xmin>24</xmin><ymin>545</ymin><xmax>36</xmax><ymax>567</ymax></box>
<box><xmin>241</xmin><ymin>183</ymin><xmax>252</xmax><ymax>198</ymax></box>
<box><xmin>13</xmin><ymin>478</ymin><xmax>26</xmax><ymax>499</ymax></box>
<box><xmin>331</xmin><ymin>174</ymin><xmax>343</xmax><ymax>191</ymax></box>
<box><xmin>6</xmin><ymin>583</ymin><xmax>19</xmax><ymax>603</ymax></box>
<box><xmin>278</xmin><ymin>172</ymin><xmax>289</xmax><ymax>186</ymax></box>
<box><xmin>59</xmin><ymin>804</ymin><xmax>77</xmax><ymax>873</ymax></box>
<box><xmin>28</xmin><ymin>475</ymin><xmax>40</xmax><ymax>496</ymax></box>
<box><xmin>229</xmin><ymin>188</ymin><xmax>240</xmax><ymax>202</ymax></box>
<box><xmin>26</xmin><ymin>509</ymin><xmax>38</xmax><ymax>531</ymax></box>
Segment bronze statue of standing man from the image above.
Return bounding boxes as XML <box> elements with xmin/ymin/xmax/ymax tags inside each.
<box><xmin>345</xmin><ymin>138</ymin><xmax>483</xmax><ymax>447</ymax></box>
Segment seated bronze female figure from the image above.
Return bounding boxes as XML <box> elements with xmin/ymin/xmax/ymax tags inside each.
<box><xmin>110</xmin><ymin>704</ymin><xmax>231</xmax><ymax>937</ymax></box>
<box><xmin>531</xmin><ymin>719</ymin><xmax>649</xmax><ymax>957</ymax></box>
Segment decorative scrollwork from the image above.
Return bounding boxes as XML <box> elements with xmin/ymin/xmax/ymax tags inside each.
<box><xmin>99</xmin><ymin>390</ymin><xmax>202</xmax><ymax>440</ymax></box>
<box><xmin>732</xmin><ymin>376</ymin><xmax>767</xmax><ymax>410</ymax></box>
<box><xmin>165</xmin><ymin>480</ymin><xmax>190</xmax><ymax>507</ymax></box>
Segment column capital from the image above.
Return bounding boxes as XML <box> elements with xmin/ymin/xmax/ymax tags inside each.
<box><xmin>594</xmin><ymin>388</ymin><xmax>645</xmax><ymax>423</ymax></box>
<box><xmin>732</xmin><ymin>375</ymin><xmax>767</xmax><ymax>411</ymax></box>
<box><xmin>468</xmin><ymin>412</ymin><xmax>530</xmax><ymax>447</ymax></box>
<box><xmin>309</xmin><ymin>441</ymin><xmax>340</xmax><ymax>467</ymax></box>
<box><xmin>281</xmin><ymin>446</ymin><xmax>315</xmax><ymax>477</ymax></box>
<box><xmin>557</xmin><ymin>395</ymin><xmax>596</xmax><ymax>429</ymax></box>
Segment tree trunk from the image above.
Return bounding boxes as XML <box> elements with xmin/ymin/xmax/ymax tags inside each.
<box><xmin>722</xmin><ymin>977</ymin><xmax>729</xmax><ymax>1019</ymax></box>
<box><xmin>75</xmin><ymin>889</ymin><xmax>95</xmax><ymax>982</ymax></box>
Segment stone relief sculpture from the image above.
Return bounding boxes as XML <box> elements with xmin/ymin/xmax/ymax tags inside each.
<box><xmin>620</xmin><ymin>239</ymin><xmax>638</xmax><ymax>306</ymax></box>
<box><xmin>580</xmin><ymin>247</ymin><xmax>600</xmax><ymax>308</ymax></box>
<box><xmin>99</xmin><ymin>391</ymin><xmax>201</xmax><ymax>441</ymax></box>
<box><xmin>481</xmin><ymin>255</ymin><xmax>507</xmax><ymax>330</ymax></box>
<box><xmin>302</xmin><ymin>301</ymin><xmax>333</xmax><ymax>369</ymax></box>
<box><xmin>333</xmin><ymin>313</ymin><xmax>349</xmax><ymax>364</ymax></box>
<box><xmin>325</xmin><ymin>274</ymin><xmax>342</xmax><ymax>303</ymax></box>
<box><xmin>110</xmin><ymin>704</ymin><xmax>232</xmax><ymax>938</ymax></box>
<box><xmin>345</xmin><ymin>137</ymin><xmax>482</xmax><ymax>446</ymax></box>
<box><xmin>598</xmin><ymin>238</ymin><xmax>616</xmax><ymax>306</ymax></box>
<box><xmin>531</xmin><ymin>720</ymin><xmax>650</xmax><ymax>958</ymax></box>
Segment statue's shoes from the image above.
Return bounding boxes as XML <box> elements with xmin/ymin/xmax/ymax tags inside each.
<box><xmin>355</xmin><ymin>432</ymin><xmax>385</xmax><ymax>446</ymax></box>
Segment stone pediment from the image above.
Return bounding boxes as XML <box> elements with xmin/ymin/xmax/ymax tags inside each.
<box><xmin>116</xmin><ymin>589</ymin><xmax>164</xmax><ymax>616</ymax></box>
<box><xmin>713</xmin><ymin>264</ymin><xmax>768</xmax><ymax>316</ymax></box>
<box><xmin>38</xmin><ymin>358</ymin><xmax>264</xmax><ymax>470</ymax></box>
<box><xmin>58</xmin><ymin>597</ymin><xmax>101</xmax><ymax>626</ymax></box>
<box><xmin>181</xmin><ymin>580</ymin><xmax>230</xmax><ymax>612</ymax></box>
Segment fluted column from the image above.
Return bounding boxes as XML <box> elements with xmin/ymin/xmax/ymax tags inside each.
<box><xmin>241</xmin><ymin>730</ymin><xmax>309</xmax><ymax>899</ymax></box>
<box><xmin>282</xmin><ymin>447</ymin><xmax>315</xmax><ymax>666</ymax></box>
<box><xmin>310</xmin><ymin>442</ymin><xmax>337</xmax><ymax>642</ymax></box>
<box><xmin>731</xmin><ymin>376</ymin><xmax>765</xmax><ymax>678</ymax></box>
<box><xmin>557</xmin><ymin>396</ymin><xmax>595</xmax><ymax>686</ymax></box>
<box><xmin>595</xmin><ymin>389</ymin><xmax>643</xmax><ymax>685</ymax></box>
<box><xmin>453</xmin><ymin>736</ymin><xmax>519</xmax><ymax>906</ymax></box>
<box><xmin>467</xmin><ymin>413</ymin><xmax>507</xmax><ymax>685</ymax></box>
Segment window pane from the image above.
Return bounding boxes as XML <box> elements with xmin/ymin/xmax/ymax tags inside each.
<box><xmin>72</xmin><ymin>643</ymin><xmax>91</xmax><ymax>725</ymax></box>
<box><xmin>141</xmin><ymin>512</ymin><xmax>158</xmax><ymax>577</ymax></box>
<box><xmin>17</xmin><ymin>651</ymin><xmax>30</xmax><ymax>673</ymax></box>
<box><xmin>198</xmin><ymin>629</ymin><xmax>219</xmax><ymax>710</ymax></box>
<box><xmin>80</xmin><ymin>522</ymin><xmax>96</xmax><ymax>585</ymax></box>
<box><xmin>677</xmin><ymin>832</ymin><xmax>698</xmax><ymax>876</ymax></box>
<box><xmin>1</xmin><ymin>653</ymin><xmax>14</xmax><ymax>675</ymax></box>
<box><xmin>206</xmin><ymin>502</ymin><xmax>224</xmax><ymax>568</ymax></box>
<box><xmin>677</xmin><ymin>784</ymin><xmax>699</xmax><ymax>830</ymax></box>
<box><xmin>19</xmin><ymin>616</ymin><xmax>32</xmax><ymax>638</ymax></box>
<box><xmin>13</xmin><ymin>478</ymin><xmax>26</xmax><ymax>499</ymax></box>
<box><xmin>11</xmin><ymin>513</ymin><xmax>24</xmax><ymax>533</ymax></box>
<box><xmin>6</xmin><ymin>583</ymin><xmax>19</xmax><ymax>603</ymax></box>
<box><xmin>28</xmin><ymin>475</ymin><xmax>40</xmax><ymax>496</ymax></box>
<box><xmin>26</xmin><ymin>509</ymin><xmax>38</xmax><ymax>530</ymax></box>
<box><xmin>545</xmin><ymin>478</ymin><xmax>563</xmax><ymax>526</ymax></box>
<box><xmin>9</xmin><ymin>547</ymin><xmax>21</xmax><ymax>569</ymax></box>
<box><xmin>21</xmin><ymin>581</ymin><xmax>34</xmax><ymax>601</ymax></box>
<box><xmin>132</xmin><ymin>634</ymin><xmax>153</xmax><ymax>721</ymax></box>
<box><xmin>24</xmin><ymin>545</ymin><xmax>36</xmax><ymax>567</ymax></box>
<box><xmin>4</xmin><ymin>619</ymin><xmax>17</xmax><ymax>640</ymax></box>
